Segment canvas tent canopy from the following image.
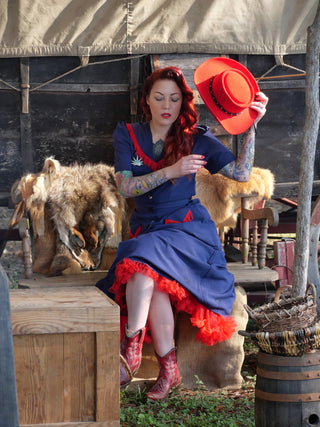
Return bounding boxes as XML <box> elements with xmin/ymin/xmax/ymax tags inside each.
<box><xmin>0</xmin><ymin>0</ymin><xmax>317</xmax><ymax>58</ymax></box>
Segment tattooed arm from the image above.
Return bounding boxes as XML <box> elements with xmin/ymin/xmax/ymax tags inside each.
<box><xmin>219</xmin><ymin>92</ymin><xmax>268</xmax><ymax>182</ymax></box>
<box><xmin>116</xmin><ymin>154</ymin><xmax>206</xmax><ymax>198</ymax></box>
<box><xmin>116</xmin><ymin>170</ymin><xmax>168</xmax><ymax>197</ymax></box>
<box><xmin>219</xmin><ymin>126</ymin><xmax>255</xmax><ymax>182</ymax></box>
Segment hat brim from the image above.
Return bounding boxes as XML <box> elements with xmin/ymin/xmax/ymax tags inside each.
<box><xmin>194</xmin><ymin>57</ymin><xmax>259</xmax><ymax>135</ymax></box>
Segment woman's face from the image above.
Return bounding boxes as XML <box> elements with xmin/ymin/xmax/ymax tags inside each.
<box><xmin>146</xmin><ymin>79</ymin><xmax>182</xmax><ymax>129</ymax></box>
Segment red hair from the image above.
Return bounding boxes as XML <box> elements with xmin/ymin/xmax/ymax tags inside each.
<box><xmin>140</xmin><ymin>67</ymin><xmax>199</xmax><ymax>166</ymax></box>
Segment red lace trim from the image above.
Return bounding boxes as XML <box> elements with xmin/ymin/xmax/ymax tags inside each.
<box><xmin>109</xmin><ymin>258</ymin><xmax>236</xmax><ymax>346</ymax></box>
<box><xmin>126</xmin><ymin>123</ymin><xmax>164</xmax><ymax>172</ymax></box>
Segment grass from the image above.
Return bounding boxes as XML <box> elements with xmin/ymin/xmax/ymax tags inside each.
<box><xmin>120</xmin><ymin>338</ymin><xmax>257</xmax><ymax>426</ymax></box>
<box><xmin>120</xmin><ymin>381</ymin><xmax>255</xmax><ymax>426</ymax></box>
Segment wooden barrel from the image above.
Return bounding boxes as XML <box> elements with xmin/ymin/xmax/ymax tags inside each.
<box><xmin>255</xmin><ymin>351</ymin><xmax>320</xmax><ymax>427</ymax></box>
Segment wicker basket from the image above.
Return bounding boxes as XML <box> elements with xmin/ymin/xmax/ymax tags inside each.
<box><xmin>239</xmin><ymin>322</ymin><xmax>320</xmax><ymax>357</ymax></box>
<box><xmin>244</xmin><ymin>283</ymin><xmax>318</xmax><ymax>333</ymax></box>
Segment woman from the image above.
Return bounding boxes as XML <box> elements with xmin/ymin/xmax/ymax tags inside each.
<box><xmin>97</xmin><ymin>61</ymin><xmax>268</xmax><ymax>401</ymax></box>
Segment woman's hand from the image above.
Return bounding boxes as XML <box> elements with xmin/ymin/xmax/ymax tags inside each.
<box><xmin>251</xmin><ymin>91</ymin><xmax>269</xmax><ymax>125</ymax></box>
<box><xmin>166</xmin><ymin>154</ymin><xmax>207</xmax><ymax>180</ymax></box>
<box><xmin>220</xmin><ymin>93</ymin><xmax>269</xmax><ymax>182</ymax></box>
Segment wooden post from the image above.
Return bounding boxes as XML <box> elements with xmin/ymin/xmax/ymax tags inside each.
<box><xmin>130</xmin><ymin>57</ymin><xmax>140</xmax><ymax>122</ymax></box>
<box><xmin>20</xmin><ymin>57</ymin><xmax>33</xmax><ymax>173</ymax></box>
<box><xmin>292</xmin><ymin>1</ymin><xmax>320</xmax><ymax>298</ymax></box>
<box><xmin>241</xmin><ymin>197</ymin><xmax>250</xmax><ymax>263</ymax></box>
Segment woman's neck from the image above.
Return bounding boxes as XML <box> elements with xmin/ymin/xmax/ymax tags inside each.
<box><xmin>149</xmin><ymin>121</ymin><xmax>170</xmax><ymax>144</ymax></box>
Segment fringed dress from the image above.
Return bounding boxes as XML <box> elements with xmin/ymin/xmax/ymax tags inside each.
<box><xmin>96</xmin><ymin>121</ymin><xmax>237</xmax><ymax>345</ymax></box>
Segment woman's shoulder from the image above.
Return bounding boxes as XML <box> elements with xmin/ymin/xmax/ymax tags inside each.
<box><xmin>194</xmin><ymin>124</ymin><xmax>210</xmax><ymax>136</ymax></box>
<box><xmin>193</xmin><ymin>124</ymin><xmax>224</xmax><ymax>146</ymax></box>
<box><xmin>114</xmin><ymin>121</ymin><xmax>149</xmax><ymax>138</ymax></box>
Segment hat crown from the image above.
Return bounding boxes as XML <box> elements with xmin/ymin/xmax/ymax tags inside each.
<box><xmin>211</xmin><ymin>69</ymin><xmax>255</xmax><ymax>114</ymax></box>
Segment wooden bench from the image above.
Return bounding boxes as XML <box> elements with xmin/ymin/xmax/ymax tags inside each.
<box><xmin>18</xmin><ymin>264</ymin><xmax>278</xmax><ymax>290</ymax></box>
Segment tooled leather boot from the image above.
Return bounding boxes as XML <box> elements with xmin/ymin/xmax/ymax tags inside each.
<box><xmin>120</xmin><ymin>325</ymin><xmax>146</xmax><ymax>387</ymax></box>
<box><xmin>146</xmin><ymin>348</ymin><xmax>181</xmax><ymax>401</ymax></box>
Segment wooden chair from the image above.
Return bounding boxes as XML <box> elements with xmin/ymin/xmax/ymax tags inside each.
<box><xmin>240</xmin><ymin>195</ymin><xmax>279</xmax><ymax>268</ymax></box>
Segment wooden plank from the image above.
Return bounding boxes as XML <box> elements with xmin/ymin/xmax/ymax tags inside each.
<box><xmin>95</xmin><ymin>331</ymin><xmax>120</xmax><ymax>423</ymax></box>
<box><xmin>274</xmin><ymin>181</ymin><xmax>320</xmax><ymax>198</ymax></box>
<box><xmin>19</xmin><ymin>271</ymin><xmax>108</xmax><ymax>288</ymax></box>
<box><xmin>227</xmin><ymin>262</ymin><xmax>278</xmax><ymax>284</ymax></box>
<box><xmin>258</xmin><ymin>80</ymin><xmax>307</xmax><ymax>90</ymax></box>
<box><xmin>63</xmin><ymin>333</ymin><xmax>95</xmax><ymax>422</ymax></box>
<box><xmin>10</xmin><ymin>286</ymin><xmax>119</xmax><ymax>335</ymax></box>
<box><xmin>20</xmin><ymin>83</ymin><xmax>129</xmax><ymax>93</ymax></box>
<box><xmin>14</xmin><ymin>334</ymin><xmax>64</xmax><ymax>424</ymax></box>
<box><xmin>19</xmin><ymin>265</ymin><xmax>277</xmax><ymax>289</ymax></box>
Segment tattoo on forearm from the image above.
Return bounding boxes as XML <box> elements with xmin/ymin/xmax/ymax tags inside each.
<box><xmin>116</xmin><ymin>170</ymin><xmax>168</xmax><ymax>197</ymax></box>
<box><xmin>219</xmin><ymin>125</ymin><xmax>255</xmax><ymax>180</ymax></box>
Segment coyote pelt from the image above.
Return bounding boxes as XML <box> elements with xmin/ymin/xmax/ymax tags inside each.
<box><xmin>9</xmin><ymin>157</ymin><xmax>131</xmax><ymax>276</ymax></box>
<box><xmin>195</xmin><ymin>166</ymin><xmax>275</xmax><ymax>230</ymax></box>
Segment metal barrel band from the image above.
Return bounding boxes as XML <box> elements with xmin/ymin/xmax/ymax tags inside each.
<box><xmin>256</xmin><ymin>389</ymin><xmax>320</xmax><ymax>403</ymax></box>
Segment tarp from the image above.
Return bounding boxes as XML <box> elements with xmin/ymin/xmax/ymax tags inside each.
<box><xmin>0</xmin><ymin>0</ymin><xmax>317</xmax><ymax>57</ymax></box>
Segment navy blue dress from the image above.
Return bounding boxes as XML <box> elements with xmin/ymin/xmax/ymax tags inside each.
<box><xmin>97</xmin><ymin>121</ymin><xmax>237</xmax><ymax>345</ymax></box>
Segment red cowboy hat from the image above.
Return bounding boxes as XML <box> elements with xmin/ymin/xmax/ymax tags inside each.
<box><xmin>194</xmin><ymin>57</ymin><xmax>259</xmax><ymax>135</ymax></box>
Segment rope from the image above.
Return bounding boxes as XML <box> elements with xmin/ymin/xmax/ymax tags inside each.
<box><xmin>120</xmin><ymin>354</ymin><xmax>133</xmax><ymax>382</ymax></box>
<box><xmin>0</xmin><ymin>78</ymin><xmax>21</xmax><ymax>92</ymax></box>
<box><xmin>0</xmin><ymin>54</ymin><xmax>146</xmax><ymax>93</ymax></box>
<box><xmin>256</xmin><ymin>61</ymin><xmax>307</xmax><ymax>82</ymax></box>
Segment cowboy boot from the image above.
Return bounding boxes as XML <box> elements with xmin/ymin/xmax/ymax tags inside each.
<box><xmin>120</xmin><ymin>325</ymin><xmax>146</xmax><ymax>387</ymax></box>
<box><xmin>146</xmin><ymin>348</ymin><xmax>181</xmax><ymax>401</ymax></box>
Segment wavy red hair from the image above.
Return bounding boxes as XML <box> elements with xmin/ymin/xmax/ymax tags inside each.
<box><xmin>140</xmin><ymin>67</ymin><xmax>199</xmax><ymax>166</ymax></box>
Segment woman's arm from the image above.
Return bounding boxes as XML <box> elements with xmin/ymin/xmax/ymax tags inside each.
<box><xmin>116</xmin><ymin>154</ymin><xmax>206</xmax><ymax>198</ymax></box>
<box><xmin>219</xmin><ymin>92</ymin><xmax>268</xmax><ymax>182</ymax></box>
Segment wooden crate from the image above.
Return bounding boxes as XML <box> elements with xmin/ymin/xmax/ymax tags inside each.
<box><xmin>10</xmin><ymin>286</ymin><xmax>120</xmax><ymax>427</ymax></box>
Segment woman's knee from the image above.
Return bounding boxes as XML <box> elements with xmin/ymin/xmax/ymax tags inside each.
<box><xmin>127</xmin><ymin>272</ymin><xmax>155</xmax><ymax>292</ymax></box>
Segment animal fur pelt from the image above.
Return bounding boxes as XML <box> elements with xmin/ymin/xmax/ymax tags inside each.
<box><xmin>9</xmin><ymin>157</ymin><xmax>132</xmax><ymax>276</ymax></box>
<box><xmin>9</xmin><ymin>158</ymin><xmax>274</xmax><ymax>277</ymax></box>
<box><xmin>195</xmin><ymin>166</ymin><xmax>275</xmax><ymax>230</ymax></box>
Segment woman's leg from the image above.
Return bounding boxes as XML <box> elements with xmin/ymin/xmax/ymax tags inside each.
<box><xmin>148</xmin><ymin>286</ymin><xmax>175</xmax><ymax>356</ymax></box>
<box><xmin>126</xmin><ymin>272</ymin><xmax>154</xmax><ymax>334</ymax></box>
<box><xmin>147</xmin><ymin>287</ymin><xmax>181</xmax><ymax>401</ymax></box>
<box><xmin>120</xmin><ymin>272</ymin><xmax>154</xmax><ymax>386</ymax></box>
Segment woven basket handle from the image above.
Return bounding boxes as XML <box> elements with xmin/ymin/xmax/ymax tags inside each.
<box><xmin>243</xmin><ymin>304</ymin><xmax>257</xmax><ymax>320</ymax></box>
<box><xmin>306</xmin><ymin>283</ymin><xmax>317</xmax><ymax>301</ymax></box>
<box><xmin>274</xmin><ymin>283</ymin><xmax>316</xmax><ymax>303</ymax></box>
<box><xmin>274</xmin><ymin>286</ymin><xmax>291</xmax><ymax>303</ymax></box>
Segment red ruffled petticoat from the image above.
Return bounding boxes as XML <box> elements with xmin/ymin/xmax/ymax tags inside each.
<box><xmin>109</xmin><ymin>258</ymin><xmax>236</xmax><ymax>346</ymax></box>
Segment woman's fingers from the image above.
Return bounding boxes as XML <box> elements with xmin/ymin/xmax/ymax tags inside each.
<box><xmin>184</xmin><ymin>155</ymin><xmax>207</xmax><ymax>173</ymax></box>
<box><xmin>174</xmin><ymin>154</ymin><xmax>207</xmax><ymax>176</ymax></box>
<box><xmin>251</xmin><ymin>92</ymin><xmax>268</xmax><ymax>123</ymax></box>
<box><xmin>255</xmin><ymin>91</ymin><xmax>269</xmax><ymax>106</ymax></box>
